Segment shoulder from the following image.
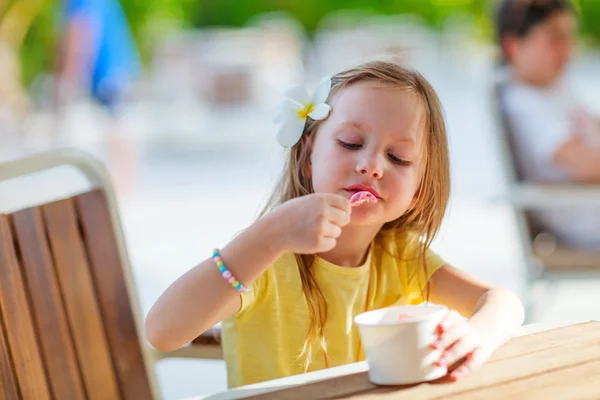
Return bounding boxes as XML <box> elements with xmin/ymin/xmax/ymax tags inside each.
<box><xmin>503</xmin><ymin>81</ymin><xmax>548</xmax><ymax>115</ymax></box>
<box><xmin>258</xmin><ymin>252</ymin><xmax>304</xmax><ymax>293</ymax></box>
<box><xmin>375</xmin><ymin>232</ymin><xmax>445</xmax><ymax>269</ymax></box>
<box><xmin>65</xmin><ymin>0</ymin><xmax>98</xmax><ymax>16</ymax></box>
<box><xmin>235</xmin><ymin>252</ymin><xmax>299</xmax><ymax>316</ymax></box>
<box><xmin>373</xmin><ymin>232</ymin><xmax>447</xmax><ymax>302</ymax></box>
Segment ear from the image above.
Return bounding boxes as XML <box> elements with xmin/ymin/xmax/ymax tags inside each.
<box><xmin>500</xmin><ymin>34</ymin><xmax>520</xmax><ymax>63</ymax></box>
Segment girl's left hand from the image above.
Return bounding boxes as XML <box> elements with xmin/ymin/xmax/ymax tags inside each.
<box><xmin>431</xmin><ymin>310</ymin><xmax>493</xmax><ymax>381</ymax></box>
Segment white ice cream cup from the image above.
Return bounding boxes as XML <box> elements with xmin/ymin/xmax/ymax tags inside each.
<box><xmin>354</xmin><ymin>304</ymin><xmax>448</xmax><ymax>385</ymax></box>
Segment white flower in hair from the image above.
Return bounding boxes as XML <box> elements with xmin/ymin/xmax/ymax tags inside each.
<box><xmin>273</xmin><ymin>77</ymin><xmax>332</xmax><ymax>147</ymax></box>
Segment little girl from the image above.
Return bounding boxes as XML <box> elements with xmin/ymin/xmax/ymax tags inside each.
<box><xmin>146</xmin><ymin>60</ymin><xmax>524</xmax><ymax>388</ymax></box>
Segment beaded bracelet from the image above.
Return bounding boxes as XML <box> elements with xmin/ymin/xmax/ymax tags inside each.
<box><xmin>213</xmin><ymin>249</ymin><xmax>250</xmax><ymax>293</ymax></box>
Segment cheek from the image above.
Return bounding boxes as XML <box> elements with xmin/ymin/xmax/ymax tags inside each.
<box><xmin>524</xmin><ymin>46</ymin><xmax>545</xmax><ymax>67</ymax></box>
<box><xmin>318</xmin><ymin>144</ymin><xmax>352</xmax><ymax>171</ymax></box>
<box><xmin>310</xmin><ymin>147</ymin><xmax>343</xmax><ymax>191</ymax></box>
<box><xmin>310</xmin><ymin>157</ymin><xmax>325</xmax><ymax>190</ymax></box>
<box><xmin>539</xmin><ymin>42</ymin><xmax>563</xmax><ymax>65</ymax></box>
<box><xmin>388</xmin><ymin>170</ymin><xmax>419</xmax><ymax>203</ymax></box>
<box><xmin>553</xmin><ymin>43</ymin><xmax>571</xmax><ymax>64</ymax></box>
<box><xmin>519</xmin><ymin>40</ymin><xmax>547</xmax><ymax>67</ymax></box>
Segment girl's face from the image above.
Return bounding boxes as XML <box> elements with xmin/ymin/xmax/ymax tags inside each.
<box><xmin>310</xmin><ymin>81</ymin><xmax>425</xmax><ymax>228</ymax></box>
<box><xmin>508</xmin><ymin>11</ymin><xmax>577</xmax><ymax>85</ymax></box>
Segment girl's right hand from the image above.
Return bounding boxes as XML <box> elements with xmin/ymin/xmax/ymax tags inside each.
<box><xmin>273</xmin><ymin>193</ymin><xmax>351</xmax><ymax>254</ymax></box>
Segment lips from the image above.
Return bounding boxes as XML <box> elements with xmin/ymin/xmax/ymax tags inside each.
<box><xmin>345</xmin><ymin>184</ymin><xmax>381</xmax><ymax>199</ymax></box>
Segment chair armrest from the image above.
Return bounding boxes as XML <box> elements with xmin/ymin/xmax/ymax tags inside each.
<box><xmin>192</xmin><ymin>325</ymin><xmax>221</xmax><ymax>346</ymax></box>
<box><xmin>504</xmin><ymin>183</ymin><xmax>600</xmax><ymax>208</ymax></box>
<box><xmin>149</xmin><ymin>343</ymin><xmax>224</xmax><ymax>361</ymax></box>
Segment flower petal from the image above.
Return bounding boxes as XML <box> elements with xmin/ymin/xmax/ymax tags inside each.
<box><xmin>283</xmin><ymin>85</ymin><xmax>310</xmax><ymax>104</ymax></box>
<box><xmin>277</xmin><ymin>116</ymin><xmax>307</xmax><ymax>147</ymax></box>
<box><xmin>312</xmin><ymin>77</ymin><xmax>332</xmax><ymax>104</ymax></box>
<box><xmin>273</xmin><ymin>98</ymin><xmax>304</xmax><ymax>124</ymax></box>
<box><xmin>308</xmin><ymin>103</ymin><xmax>331</xmax><ymax>120</ymax></box>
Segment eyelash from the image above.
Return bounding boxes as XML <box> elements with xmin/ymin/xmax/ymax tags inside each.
<box><xmin>337</xmin><ymin>140</ymin><xmax>411</xmax><ymax>166</ymax></box>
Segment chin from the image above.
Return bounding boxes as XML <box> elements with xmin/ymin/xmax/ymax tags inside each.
<box><xmin>351</xmin><ymin>212</ymin><xmax>393</xmax><ymax>228</ymax></box>
<box><xmin>547</xmin><ymin>69</ymin><xmax>565</xmax><ymax>84</ymax></box>
<box><xmin>349</xmin><ymin>211</ymin><xmax>377</xmax><ymax>225</ymax></box>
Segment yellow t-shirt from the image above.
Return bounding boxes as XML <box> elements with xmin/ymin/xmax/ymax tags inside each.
<box><xmin>221</xmin><ymin>233</ymin><xmax>447</xmax><ymax>388</ymax></box>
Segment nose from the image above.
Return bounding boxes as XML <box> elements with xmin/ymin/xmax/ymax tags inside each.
<box><xmin>356</xmin><ymin>153</ymin><xmax>384</xmax><ymax>179</ymax></box>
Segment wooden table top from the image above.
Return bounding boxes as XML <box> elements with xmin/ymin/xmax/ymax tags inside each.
<box><xmin>200</xmin><ymin>321</ymin><xmax>600</xmax><ymax>400</ymax></box>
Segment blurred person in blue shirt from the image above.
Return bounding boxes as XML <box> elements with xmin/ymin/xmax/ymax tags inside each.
<box><xmin>56</xmin><ymin>0</ymin><xmax>141</xmax><ymax>194</ymax></box>
<box><xmin>58</xmin><ymin>0</ymin><xmax>141</xmax><ymax>110</ymax></box>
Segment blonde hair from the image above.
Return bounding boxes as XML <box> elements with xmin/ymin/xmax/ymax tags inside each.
<box><xmin>260</xmin><ymin>59</ymin><xmax>450</xmax><ymax>370</ymax></box>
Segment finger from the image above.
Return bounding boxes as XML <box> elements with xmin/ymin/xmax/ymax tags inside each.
<box><xmin>431</xmin><ymin>322</ymin><xmax>469</xmax><ymax>351</ymax></box>
<box><xmin>449</xmin><ymin>347</ymin><xmax>487</xmax><ymax>381</ymax></box>
<box><xmin>437</xmin><ymin>310</ymin><xmax>463</xmax><ymax>334</ymax></box>
<box><xmin>326</xmin><ymin>206</ymin><xmax>351</xmax><ymax>227</ymax></box>
<box><xmin>436</xmin><ymin>337</ymin><xmax>478</xmax><ymax>368</ymax></box>
<box><xmin>316</xmin><ymin>237</ymin><xmax>337</xmax><ymax>253</ymax></box>
<box><xmin>324</xmin><ymin>194</ymin><xmax>352</xmax><ymax>213</ymax></box>
<box><xmin>322</xmin><ymin>222</ymin><xmax>342</xmax><ymax>239</ymax></box>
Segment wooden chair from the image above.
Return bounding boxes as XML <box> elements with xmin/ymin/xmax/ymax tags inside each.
<box><xmin>491</xmin><ymin>76</ymin><xmax>600</xmax><ymax>322</ymax></box>
<box><xmin>0</xmin><ymin>148</ymin><xmax>222</xmax><ymax>399</ymax></box>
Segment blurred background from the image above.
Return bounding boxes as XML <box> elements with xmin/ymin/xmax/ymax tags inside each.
<box><xmin>1</xmin><ymin>0</ymin><xmax>599</xmax><ymax>399</ymax></box>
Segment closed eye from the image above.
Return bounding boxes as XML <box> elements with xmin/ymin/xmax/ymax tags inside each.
<box><xmin>388</xmin><ymin>154</ymin><xmax>411</xmax><ymax>166</ymax></box>
<box><xmin>338</xmin><ymin>140</ymin><xmax>362</xmax><ymax>150</ymax></box>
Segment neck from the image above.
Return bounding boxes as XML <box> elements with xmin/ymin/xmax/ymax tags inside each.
<box><xmin>318</xmin><ymin>223</ymin><xmax>383</xmax><ymax>267</ymax></box>
<box><xmin>513</xmin><ymin>69</ymin><xmax>558</xmax><ymax>88</ymax></box>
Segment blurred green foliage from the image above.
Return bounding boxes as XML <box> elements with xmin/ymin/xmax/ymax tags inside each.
<box><xmin>193</xmin><ymin>0</ymin><xmax>490</xmax><ymax>34</ymax></box>
<box><xmin>4</xmin><ymin>0</ymin><xmax>600</xmax><ymax>88</ymax></box>
<box><xmin>578</xmin><ymin>0</ymin><xmax>600</xmax><ymax>45</ymax></box>
<box><xmin>191</xmin><ymin>0</ymin><xmax>598</xmax><ymax>41</ymax></box>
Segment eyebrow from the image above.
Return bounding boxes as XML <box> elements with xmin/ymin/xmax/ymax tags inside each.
<box><xmin>337</xmin><ymin>120</ymin><xmax>365</xmax><ymax>131</ymax></box>
<box><xmin>336</xmin><ymin>120</ymin><xmax>416</xmax><ymax>144</ymax></box>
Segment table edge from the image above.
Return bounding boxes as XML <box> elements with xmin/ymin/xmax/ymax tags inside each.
<box><xmin>191</xmin><ymin>319</ymin><xmax>598</xmax><ymax>400</ymax></box>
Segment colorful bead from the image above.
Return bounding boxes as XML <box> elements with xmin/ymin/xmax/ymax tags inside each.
<box><xmin>212</xmin><ymin>248</ymin><xmax>250</xmax><ymax>293</ymax></box>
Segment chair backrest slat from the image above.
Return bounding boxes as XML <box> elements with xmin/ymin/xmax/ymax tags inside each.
<box><xmin>0</xmin><ymin>151</ymin><xmax>159</xmax><ymax>399</ymax></box>
<box><xmin>493</xmin><ymin>80</ymin><xmax>526</xmax><ymax>182</ymax></box>
<box><xmin>492</xmin><ymin>79</ymin><xmax>545</xmax><ymax>238</ymax></box>
<box><xmin>0</xmin><ymin>314</ymin><xmax>20</xmax><ymax>400</ymax></box>
<box><xmin>11</xmin><ymin>208</ymin><xmax>87</xmax><ymax>399</ymax></box>
<box><xmin>0</xmin><ymin>215</ymin><xmax>51</xmax><ymax>400</ymax></box>
<box><xmin>42</xmin><ymin>198</ymin><xmax>121</xmax><ymax>400</ymax></box>
<box><xmin>76</xmin><ymin>190</ymin><xmax>154</xmax><ymax>400</ymax></box>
